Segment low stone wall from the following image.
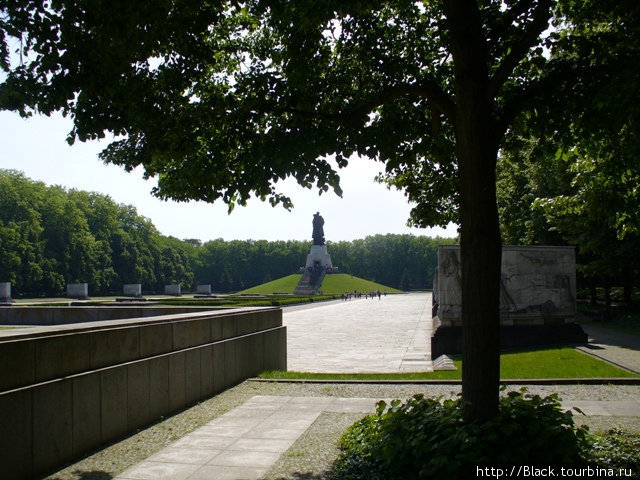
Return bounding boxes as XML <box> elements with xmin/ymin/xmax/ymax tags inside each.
<box><xmin>0</xmin><ymin>307</ymin><xmax>286</xmax><ymax>479</ymax></box>
<box><xmin>431</xmin><ymin>323</ymin><xmax>588</xmax><ymax>358</ymax></box>
<box><xmin>0</xmin><ymin>305</ymin><xmax>225</xmax><ymax>326</ymax></box>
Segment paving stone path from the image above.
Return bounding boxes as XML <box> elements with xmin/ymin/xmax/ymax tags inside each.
<box><xmin>116</xmin><ymin>396</ymin><xmax>380</xmax><ymax>480</ymax></box>
<box><xmin>283</xmin><ymin>292</ymin><xmax>432</xmax><ymax>372</ymax></box>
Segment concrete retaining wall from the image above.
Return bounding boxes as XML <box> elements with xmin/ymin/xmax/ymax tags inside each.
<box><xmin>0</xmin><ymin>305</ymin><xmax>225</xmax><ymax>326</ymax></box>
<box><xmin>0</xmin><ymin>308</ymin><xmax>286</xmax><ymax>479</ymax></box>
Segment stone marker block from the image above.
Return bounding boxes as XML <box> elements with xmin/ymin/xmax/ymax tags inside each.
<box><xmin>0</xmin><ymin>282</ymin><xmax>11</xmax><ymax>303</ymax></box>
<box><xmin>123</xmin><ymin>284</ymin><xmax>142</xmax><ymax>297</ymax></box>
<box><xmin>67</xmin><ymin>283</ymin><xmax>89</xmax><ymax>299</ymax></box>
<box><xmin>165</xmin><ymin>284</ymin><xmax>181</xmax><ymax>296</ymax></box>
<box><xmin>197</xmin><ymin>284</ymin><xmax>211</xmax><ymax>295</ymax></box>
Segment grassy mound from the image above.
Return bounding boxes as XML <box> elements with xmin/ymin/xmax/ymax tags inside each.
<box><xmin>320</xmin><ymin>274</ymin><xmax>402</xmax><ymax>294</ymax></box>
<box><xmin>238</xmin><ymin>274</ymin><xmax>302</xmax><ymax>294</ymax></box>
<box><xmin>238</xmin><ymin>273</ymin><xmax>401</xmax><ymax>295</ymax></box>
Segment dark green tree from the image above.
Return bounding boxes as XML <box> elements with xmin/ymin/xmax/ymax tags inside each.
<box><xmin>3</xmin><ymin>0</ymin><xmax>626</xmax><ymax>420</ymax></box>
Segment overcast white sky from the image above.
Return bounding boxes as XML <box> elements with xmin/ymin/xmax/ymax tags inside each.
<box><xmin>0</xmin><ymin>110</ymin><xmax>458</xmax><ymax>242</ymax></box>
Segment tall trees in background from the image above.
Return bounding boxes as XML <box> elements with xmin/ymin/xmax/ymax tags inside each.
<box><xmin>0</xmin><ymin>170</ymin><xmax>196</xmax><ymax>294</ymax></box>
<box><xmin>0</xmin><ymin>169</ymin><xmax>452</xmax><ymax>295</ymax></box>
<box><xmin>496</xmin><ymin>0</ymin><xmax>640</xmax><ymax>309</ymax></box>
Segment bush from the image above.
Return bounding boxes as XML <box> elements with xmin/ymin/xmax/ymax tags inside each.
<box><xmin>334</xmin><ymin>389</ymin><xmax>591</xmax><ymax>480</ymax></box>
<box><xmin>587</xmin><ymin>429</ymin><xmax>640</xmax><ymax>475</ymax></box>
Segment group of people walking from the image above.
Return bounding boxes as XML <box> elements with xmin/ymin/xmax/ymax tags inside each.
<box><xmin>341</xmin><ymin>290</ymin><xmax>385</xmax><ymax>301</ymax></box>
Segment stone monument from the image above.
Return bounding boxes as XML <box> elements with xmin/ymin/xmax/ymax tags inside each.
<box><xmin>0</xmin><ymin>282</ymin><xmax>12</xmax><ymax>303</ymax></box>
<box><xmin>294</xmin><ymin>213</ymin><xmax>337</xmax><ymax>295</ymax></box>
<box><xmin>431</xmin><ymin>245</ymin><xmax>587</xmax><ymax>356</ymax></box>
<box><xmin>123</xmin><ymin>284</ymin><xmax>142</xmax><ymax>298</ymax></box>
<box><xmin>304</xmin><ymin>212</ymin><xmax>333</xmax><ymax>270</ymax></box>
<box><xmin>67</xmin><ymin>283</ymin><xmax>89</xmax><ymax>299</ymax></box>
<box><xmin>165</xmin><ymin>284</ymin><xmax>181</xmax><ymax>296</ymax></box>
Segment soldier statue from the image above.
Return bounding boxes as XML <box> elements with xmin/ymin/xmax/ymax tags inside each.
<box><xmin>312</xmin><ymin>212</ymin><xmax>325</xmax><ymax>246</ymax></box>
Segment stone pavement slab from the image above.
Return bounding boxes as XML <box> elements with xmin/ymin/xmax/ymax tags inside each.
<box><xmin>283</xmin><ymin>292</ymin><xmax>433</xmax><ymax>373</ymax></box>
<box><xmin>578</xmin><ymin>324</ymin><xmax>640</xmax><ymax>374</ymax></box>
<box><xmin>115</xmin><ymin>395</ymin><xmax>380</xmax><ymax>480</ymax></box>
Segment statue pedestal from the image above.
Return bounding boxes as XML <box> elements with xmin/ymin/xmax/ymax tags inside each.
<box><xmin>305</xmin><ymin>245</ymin><xmax>333</xmax><ymax>269</ymax></box>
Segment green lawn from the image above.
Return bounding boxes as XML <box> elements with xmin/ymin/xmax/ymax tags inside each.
<box><xmin>320</xmin><ymin>274</ymin><xmax>402</xmax><ymax>294</ymax></box>
<box><xmin>239</xmin><ymin>274</ymin><xmax>303</xmax><ymax>295</ymax></box>
<box><xmin>259</xmin><ymin>347</ymin><xmax>639</xmax><ymax>380</ymax></box>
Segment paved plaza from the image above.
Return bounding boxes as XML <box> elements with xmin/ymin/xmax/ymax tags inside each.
<box><xmin>283</xmin><ymin>292</ymin><xmax>433</xmax><ymax>372</ymax></box>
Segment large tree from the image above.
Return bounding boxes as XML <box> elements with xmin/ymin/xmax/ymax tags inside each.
<box><xmin>2</xmin><ymin>0</ymin><xmax>621</xmax><ymax>420</ymax></box>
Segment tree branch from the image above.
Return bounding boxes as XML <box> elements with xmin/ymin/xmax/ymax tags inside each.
<box><xmin>272</xmin><ymin>81</ymin><xmax>455</xmax><ymax>125</ymax></box>
<box><xmin>487</xmin><ymin>0</ymin><xmax>553</xmax><ymax>99</ymax></box>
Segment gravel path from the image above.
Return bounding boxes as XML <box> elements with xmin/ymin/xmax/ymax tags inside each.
<box><xmin>46</xmin><ymin>381</ymin><xmax>640</xmax><ymax>480</ymax></box>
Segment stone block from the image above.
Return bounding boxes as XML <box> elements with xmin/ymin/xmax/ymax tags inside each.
<box><xmin>223</xmin><ymin>339</ymin><xmax>238</xmax><ymax>387</ymax></box>
<box><xmin>90</xmin><ymin>327</ymin><xmax>140</xmax><ymax>369</ymax></box>
<box><xmin>165</xmin><ymin>284</ymin><xmax>181</xmax><ymax>296</ymax></box>
<box><xmin>197</xmin><ymin>284</ymin><xmax>211</xmax><ymax>294</ymax></box>
<box><xmin>123</xmin><ymin>284</ymin><xmax>142</xmax><ymax>297</ymax></box>
<box><xmin>0</xmin><ymin>388</ymin><xmax>33</xmax><ymax>479</ymax></box>
<box><xmin>100</xmin><ymin>368</ymin><xmax>128</xmax><ymax>443</ymax></box>
<box><xmin>250</xmin><ymin>333</ymin><xmax>266</xmax><ymax>377</ymax></box>
<box><xmin>33</xmin><ymin>380</ymin><xmax>73</xmax><ymax>476</ymax></box>
<box><xmin>35</xmin><ymin>333</ymin><xmax>91</xmax><ymax>383</ymax></box>
<box><xmin>211</xmin><ymin>318</ymin><xmax>223</xmax><ymax>341</ymax></box>
<box><xmin>212</xmin><ymin>343</ymin><xmax>225</xmax><ymax>394</ymax></box>
<box><xmin>0</xmin><ymin>282</ymin><xmax>11</xmax><ymax>303</ymax></box>
<box><xmin>72</xmin><ymin>373</ymin><xmax>102</xmax><ymax>457</ymax></box>
<box><xmin>185</xmin><ymin>349</ymin><xmax>201</xmax><ymax>405</ymax></box>
<box><xmin>149</xmin><ymin>356</ymin><xmax>170</xmax><ymax>420</ymax></box>
<box><xmin>140</xmin><ymin>323</ymin><xmax>173</xmax><ymax>358</ymax></box>
<box><xmin>67</xmin><ymin>283</ymin><xmax>89</xmax><ymax>299</ymax></box>
<box><xmin>169</xmin><ymin>352</ymin><xmax>186</xmax><ymax>412</ymax></box>
<box><xmin>0</xmin><ymin>339</ymin><xmax>35</xmax><ymax>391</ymax></box>
<box><xmin>188</xmin><ymin>318</ymin><xmax>211</xmax><ymax>347</ymax></box>
<box><xmin>220</xmin><ymin>316</ymin><xmax>237</xmax><ymax>340</ymax></box>
<box><xmin>263</xmin><ymin>327</ymin><xmax>287</xmax><ymax>371</ymax></box>
<box><xmin>200</xmin><ymin>345</ymin><xmax>214</xmax><ymax>398</ymax></box>
<box><xmin>127</xmin><ymin>362</ymin><xmax>151</xmax><ymax>430</ymax></box>
<box><xmin>172</xmin><ymin>321</ymin><xmax>190</xmax><ymax>350</ymax></box>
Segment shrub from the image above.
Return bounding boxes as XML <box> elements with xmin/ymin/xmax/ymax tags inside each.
<box><xmin>334</xmin><ymin>388</ymin><xmax>591</xmax><ymax>480</ymax></box>
<box><xmin>587</xmin><ymin>429</ymin><xmax>640</xmax><ymax>475</ymax></box>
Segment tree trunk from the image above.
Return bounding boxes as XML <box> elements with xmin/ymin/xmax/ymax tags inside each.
<box><xmin>445</xmin><ymin>1</ymin><xmax>502</xmax><ymax>422</ymax></box>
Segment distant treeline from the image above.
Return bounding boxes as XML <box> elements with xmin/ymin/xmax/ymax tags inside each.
<box><xmin>0</xmin><ymin>170</ymin><xmax>457</xmax><ymax>296</ymax></box>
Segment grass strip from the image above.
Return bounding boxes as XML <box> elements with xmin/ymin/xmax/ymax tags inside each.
<box><xmin>259</xmin><ymin>347</ymin><xmax>639</xmax><ymax>380</ymax></box>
